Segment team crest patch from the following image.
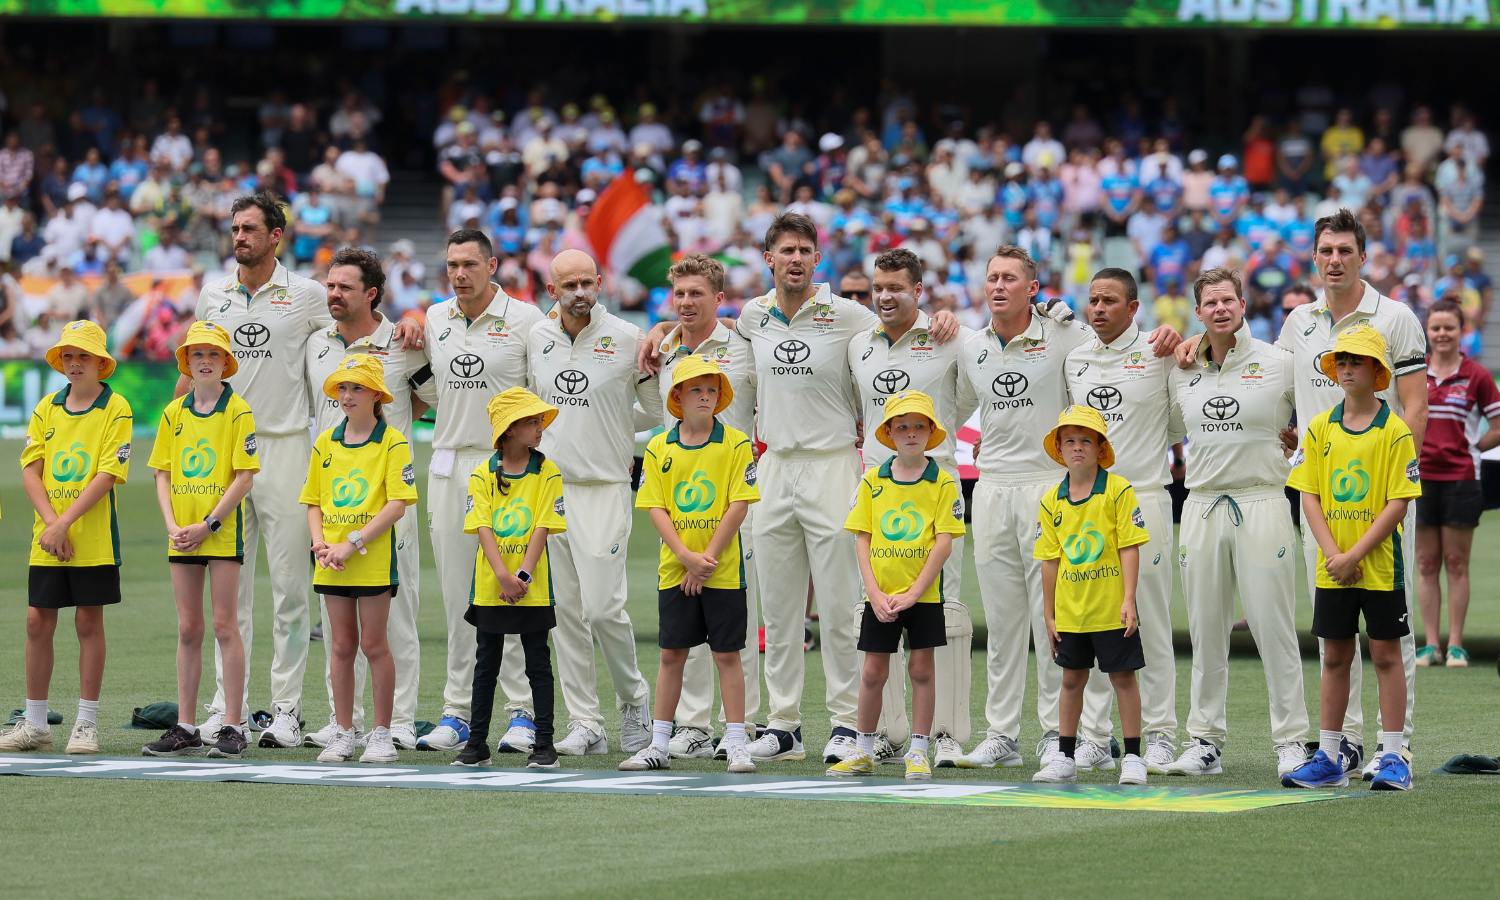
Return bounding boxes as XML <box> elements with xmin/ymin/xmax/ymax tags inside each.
<box><xmin>244</xmin><ymin>434</ymin><xmax>258</xmax><ymax>456</ymax></box>
<box><xmin>554</xmin><ymin>496</ymin><xmax>566</xmax><ymax>516</ymax></box>
<box><xmin>465</xmin><ymin>494</ymin><xmax>475</xmax><ymax>514</ymax></box>
<box><xmin>1178</xmin><ymin>546</ymin><xmax>1187</xmax><ymax>567</ymax></box>
<box><xmin>1406</xmin><ymin>460</ymin><xmax>1420</xmax><ymax>483</ymax></box>
<box><xmin>744</xmin><ymin>462</ymin><xmax>757</xmax><ymax>486</ymax></box>
<box><xmin>116</xmin><ymin>443</ymin><xmax>131</xmax><ymax>463</ymax></box>
<box><xmin>1035</xmin><ymin>521</ymin><xmax>1043</xmax><ymax>540</ymax></box>
<box><xmin>1131</xmin><ymin>506</ymin><xmax>1145</xmax><ymax>529</ymax></box>
<box><xmin>1289</xmin><ymin>448</ymin><xmax>1305</xmax><ymax>467</ymax></box>
<box><xmin>952</xmin><ymin>499</ymin><xmax>964</xmax><ymax>520</ymax></box>
<box><xmin>344</xmin><ymin>358</ymin><xmax>359</xmax><ymax>370</ymax></box>
<box><xmin>402</xmin><ymin>464</ymin><xmax>415</xmax><ymax>486</ymax></box>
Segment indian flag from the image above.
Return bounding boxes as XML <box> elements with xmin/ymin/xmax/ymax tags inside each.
<box><xmin>586</xmin><ymin>172</ymin><xmax>673</xmax><ymax>288</ymax></box>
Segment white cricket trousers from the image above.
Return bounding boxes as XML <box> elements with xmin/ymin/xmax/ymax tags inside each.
<box><xmin>550</xmin><ymin>481</ymin><xmax>651</xmax><ymax>734</ymax></box>
<box><xmin>1079</xmin><ymin>486</ymin><xmax>1178</xmax><ymax>745</ymax></box>
<box><xmin>857</xmin><ymin>459</ymin><xmax>970</xmax><ymax>745</ymax></box>
<box><xmin>318</xmin><ymin>504</ymin><xmax>423</xmax><ymax>731</ymax></box>
<box><xmin>1180</xmin><ymin>488</ymin><xmax>1307</xmax><ymax>748</ymax></box>
<box><xmin>673</xmin><ymin>508</ymin><xmax>762</xmax><ymax>733</ymax></box>
<box><xmin>210</xmin><ymin>432</ymin><xmax>312</xmax><ymax>720</ymax></box>
<box><xmin>429</xmin><ymin>450</ymin><xmax>531</xmax><ymax>723</ymax></box>
<box><xmin>1302</xmin><ymin>501</ymin><xmax>1417</xmax><ymax>745</ymax></box>
<box><xmin>754</xmin><ymin>448</ymin><xmax>863</xmax><ymax>734</ymax></box>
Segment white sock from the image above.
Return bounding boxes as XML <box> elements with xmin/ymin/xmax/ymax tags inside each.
<box><xmin>725</xmin><ymin>722</ymin><xmax>747</xmax><ymax>748</ymax></box>
<box><xmin>911</xmin><ymin>734</ymin><xmax>929</xmax><ymax>755</ymax></box>
<box><xmin>651</xmin><ymin>719</ymin><xmax>673</xmax><ymax>753</ymax></box>
<box><xmin>1319</xmin><ymin>729</ymin><xmax>1343</xmax><ymax>761</ymax></box>
<box><xmin>178</xmin><ymin>722</ymin><xmax>198</xmax><ymax>736</ymax></box>
<box><xmin>25</xmin><ymin>699</ymin><xmax>49</xmax><ymax>731</ymax></box>
<box><xmin>1379</xmin><ymin>732</ymin><xmax>1403</xmax><ymax>756</ymax></box>
<box><xmin>76</xmin><ymin>699</ymin><xmax>98</xmax><ymax>726</ymax></box>
<box><xmin>856</xmin><ymin>732</ymin><xmax>876</xmax><ymax>754</ymax></box>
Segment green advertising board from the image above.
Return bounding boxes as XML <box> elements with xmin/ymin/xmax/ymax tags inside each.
<box><xmin>0</xmin><ymin>360</ymin><xmax>181</xmax><ymax>440</ymax></box>
<box><xmin>0</xmin><ymin>0</ymin><xmax>1494</xmax><ymax>27</ymax></box>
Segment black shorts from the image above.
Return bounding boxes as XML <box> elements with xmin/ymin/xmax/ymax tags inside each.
<box><xmin>168</xmin><ymin>556</ymin><xmax>243</xmax><ymax>566</ymax></box>
<box><xmin>858</xmin><ymin>601</ymin><xmax>946</xmax><ymax>653</ymax></box>
<box><xmin>316</xmin><ymin>584</ymin><xmax>396</xmax><ymax>598</ymax></box>
<box><xmin>1313</xmin><ymin>588</ymin><xmax>1411</xmax><ymax>640</ymax></box>
<box><xmin>1416</xmin><ymin>479</ymin><xmax>1484</xmax><ymax>529</ymax></box>
<box><xmin>1103</xmin><ymin>217</ymin><xmax>1129</xmax><ymax>238</ymax></box>
<box><xmin>465</xmin><ymin>603</ymin><xmax>557</xmax><ymax>635</ymax></box>
<box><xmin>659</xmin><ymin>586</ymin><xmax>748</xmax><ymax>653</ymax></box>
<box><xmin>1054</xmin><ymin>629</ymin><xmax>1144</xmax><ymax>673</ymax></box>
<box><xmin>29</xmin><ymin>565</ymin><xmax>121</xmax><ymax>609</ymax></box>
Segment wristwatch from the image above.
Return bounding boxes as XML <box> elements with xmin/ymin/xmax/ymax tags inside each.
<box><xmin>348</xmin><ymin>530</ymin><xmax>368</xmax><ymax>555</ymax></box>
<box><xmin>516</xmin><ymin>570</ymin><xmax>533</xmax><ymax>585</ymax></box>
<box><xmin>203</xmin><ymin>515</ymin><xmax>222</xmax><ymax>534</ymax></box>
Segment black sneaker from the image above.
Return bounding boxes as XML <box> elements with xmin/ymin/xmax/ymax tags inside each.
<box><xmin>452</xmin><ymin>738</ymin><xmax>492</xmax><ymax>767</ymax></box>
<box><xmin>527</xmin><ymin>743</ymin><xmax>560</xmax><ymax>769</ymax></box>
<box><xmin>142</xmin><ymin>724</ymin><xmax>206</xmax><ymax>757</ymax></box>
<box><xmin>207</xmin><ymin>726</ymin><xmax>249</xmax><ymax>759</ymax></box>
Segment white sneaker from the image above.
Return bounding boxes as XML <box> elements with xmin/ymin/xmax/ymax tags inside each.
<box><xmin>1032</xmin><ymin>756</ymin><xmax>1079</xmax><ymax>783</ymax></box>
<box><xmin>618</xmin><ymin>745</ymin><xmax>671</xmax><ymax>771</ymax></box>
<box><xmin>418</xmin><ymin>721</ymin><xmax>467</xmax><ymax>752</ymax></box>
<box><xmin>304</xmin><ymin>721</ymin><xmax>342</xmax><ymax>748</ymax></box>
<box><xmin>360</xmin><ymin>726</ymin><xmax>398</xmax><ymax>763</ymax></box>
<box><xmin>1143</xmin><ymin>732</ymin><xmax>1176</xmax><ymax>775</ymax></box>
<box><xmin>1276</xmin><ymin>742</ymin><xmax>1308</xmax><ymax>777</ymax></box>
<box><xmin>1165</xmin><ymin>738</ymin><xmax>1223</xmax><ymax>775</ymax></box>
<box><xmin>1118</xmin><ymin>753</ymin><xmax>1148</xmax><ymax>785</ymax></box>
<box><xmin>390</xmin><ymin>724</ymin><xmax>419</xmax><ymax>751</ymax></box>
<box><xmin>197</xmin><ymin>710</ymin><xmax>225</xmax><ymax>737</ymax></box>
<box><xmin>65</xmin><ymin>720</ymin><xmax>99</xmax><ymax>755</ymax></box>
<box><xmin>556</xmin><ymin>723</ymin><xmax>607</xmax><ymax>756</ymax></box>
<box><xmin>822</xmin><ymin>730</ymin><xmax>858</xmax><ymax>763</ymax></box>
<box><xmin>747</xmin><ymin>728</ymin><xmax>805</xmax><ymax>761</ymax></box>
<box><xmin>872</xmin><ymin>732</ymin><xmax>905</xmax><ymax>765</ymax></box>
<box><xmin>668</xmin><ymin>726</ymin><xmax>715</xmax><ymax>759</ymax></box>
<box><xmin>1075</xmin><ymin>739</ymin><xmax>1115</xmax><ymax>772</ymax></box>
<box><xmin>0</xmin><ymin>720</ymin><xmax>53</xmax><ymax>752</ymax></box>
<box><xmin>933</xmin><ymin>733</ymin><xmax>964</xmax><ymax>768</ymax></box>
<box><xmin>498</xmin><ymin>715</ymin><xmax>536</xmax><ymax>753</ymax></box>
<box><xmin>1034</xmin><ymin>730</ymin><xmax>1060</xmax><ymax>762</ymax></box>
<box><xmin>958</xmin><ymin>734</ymin><xmax>1023</xmax><ymax>768</ymax></box>
<box><xmin>317</xmin><ymin>729</ymin><xmax>356</xmax><ymax>763</ymax></box>
<box><xmin>725</xmin><ymin>743</ymin><xmax>756</xmax><ymax>774</ymax></box>
<box><xmin>620</xmin><ymin>704</ymin><xmax>650</xmax><ymax>753</ymax></box>
<box><xmin>257</xmin><ymin>708</ymin><xmax>301</xmax><ymax>749</ymax></box>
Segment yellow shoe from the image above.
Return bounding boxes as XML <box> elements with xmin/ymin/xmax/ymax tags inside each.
<box><xmin>0</xmin><ymin>721</ymin><xmax>54</xmax><ymax>752</ymax></box>
<box><xmin>826</xmin><ymin>749</ymin><xmax>875</xmax><ymax>776</ymax></box>
<box><xmin>905</xmin><ymin>749</ymin><xmax>933</xmax><ymax>780</ymax></box>
<box><xmin>65</xmin><ymin>721</ymin><xmax>99</xmax><ymax>755</ymax></box>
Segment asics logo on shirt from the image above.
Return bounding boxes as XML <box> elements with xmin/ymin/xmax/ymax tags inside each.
<box><xmin>1062</xmin><ymin>522</ymin><xmax>1106</xmax><ymax>565</ymax></box>
<box><xmin>673</xmin><ymin>471</ymin><xmax>717</xmax><ymax>512</ymax></box>
<box><xmin>331</xmin><ymin>470</ymin><xmax>371</xmax><ymax>508</ymax></box>
<box><xmin>491</xmin><ymin>499</ymin><xmax>533</xmax><ymax>538</ymax></box>
<box><xmin>873</xmin><ymin>369</ymin><xmax>910</xmax><ymax>395</ymax></box>
<box><xmin>51</xmin><ymin>443</ymin><xmax>91</xmax><ymax>483</ymax></box>
<box><xmin>181</xmin><ymin>439</ymin><xmax>217</xmax><ymax>479</ymax></box>
<box><xmin>1331</xmin><ymin>461</ymin><xmax>1371</xmax><ymax>503</ymax></box>
<box><xmin>879</xmin><ymin>503</ymin><xmax>925</xmax><ymax>542</ymax></box>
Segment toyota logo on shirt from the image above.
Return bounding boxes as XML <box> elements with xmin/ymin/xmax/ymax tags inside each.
<box><xmin>991</xmin><ymin>371</ymin><xmax>1029</xmax><ymax>398</ymax></box>
<box><xmin>873</xmin><ymin>369</ymin><xmax>910</xmax><ymax>395</ymax></box>
<box><xmin>450</xmin><ymin>354</ymin><xmax>485</xmax><ymax>378</ymax></box>
<box><xmin>773</xmin><ymin>340</ymin><xmax>810</xmax><ymax>364</ymax></box>
<box><xmin>555</xmin><ymin>370</ymin><xmax>589</xmax><ymax>395</ymax></box>
<box><xmin>233</xmin><ymin>323</ymin><xmax>270</xmax><ymax>348</ymax></box>
<box><xmin>1086</xmin><ymin>386</ymin><xmax>1123</xmax><ymax>411</ymax></box>
<box><xmin>1202</xmin><ymin>396</ymin><xmax>1240</xmax><ymax>420</ymax></box>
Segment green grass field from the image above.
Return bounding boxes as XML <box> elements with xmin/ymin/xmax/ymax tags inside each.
<box><xmin>3</xmin><ymin>438</ymin><xmax>1499</xmax><ymax>898</ymax></box>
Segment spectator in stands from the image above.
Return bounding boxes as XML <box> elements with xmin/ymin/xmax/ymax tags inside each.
<box><xmin>447</xmin><ymin>183</ymin><xmax>485</xmax><ymax>232</ymax></box>
<box><xmin>630</xmin><ymin>103</ymin><xmax>674</xmax><ymax>158</ymax></box>
<box><xmin>1402</xmin><ymin>105</ymin><xmax>1445</xmax><ymax>175</ymax></box>
<box><xmin>151</xmin><ymin>117</ymin><xmax>193</xmax><ymax>172</ymax></box>
<box><xmin>1444</xmin><ymin>110</ymin><xmax>1489</xmax><ymax>168</ymax></box>
<box><xmin>43</xmin><ymin>184</ymin><xmax>91</xmax><ymax>263</ymax></box>
<box><xmin>0</xmin><ymin>131</ymin><xmax>33</xmax><ymax>202</ymax></box>
<box><xmin>336</xmin><ymin>134</ymin><xmax>388</xmax><ymax>242</ymax></box>
<box><xmin>765</xmin><ymin>130</ymin><xmax>813</xmax><ymax>204</ymax></box>
<box><xmin>1022</xmin><ymin>121</ymin><xmax>1065</xmax><ymax>174</ymax></box>
<box><xmin>1208</xmin><ymin>154</ymin><xmax>1248</xmax><ymax>227</ymax></box>
<box><xmin>523</xmin><ymin>118</ymin><xmax>569</xmax><ymax>178</ymax></box>
<box><xmin>10</xmin><ymin>212</ymin><xmax>42</xmax><ymax>269</ymax></box>
<box><xmin>88</xmin><ymin>189</ymin><xmax>135</xmax><ymax>266</ymax></box>
<box><xmin>1461</xmin><ymin>247</ymin><xmax>1492</xmax><ymax>328</ymax></box>
<box><xmin>587</xmin><ymin>109</ymin><xmax>627</xmax><ymax>155</ymax></box>
<box><xmin>1063</xmin><ymin>104</ymin><xmax>1103</xmax><ymax>153</ymax></box>
<box><xmin>73</xmin><ymin>147</ymin><xmax>109</xmax><ymax>205</ymax></box>
<box><xmin>438</xmin><ymin>121</ymin><xmax>485</xmax><ymax>219</ymax></box>
<box><xmin>291</xmin><ymin>184</ymin><xmax>338</xmax><ymax>263</ymax></box>
<box><xmin>92</xmin><ymin>258</ymin><xmax>135</xmax><ymax>327</ymax></box>
<box><xmin>143</xmin><ymin>222</ymin><xmax>190</xmax><ymax>271</ymax></box>
<box><xmin>1274</xmin><ymin>119</ymin><xmax>1313</xmax><ymax>194</ymax></box>
<box><xmin>1241</xmin><ymin>116</ymin><xmax>1275</xmax><ymax>190</ymax></box>
<box><xmin>1438</xmin><ymin>154</ymin><xmax>1484</xmax><ymax>251</ymax></box>
<box><xmin>667</xmin><ymin>140</ymin><xmax>707</xmax><ymax>195</ymax></box>
<box><xmin>1360</xmin><ymin>137</ymin><xmax>1399</xmax><ymax>207</ymax></box>
<box><xmin>1331</xmin><ymin>154</ymin><xmax>1373</xmax><ymax>214</ymax></box>
<box><xmin>46</xmin><ymin>258</ymin><xmax>93</xmax><ymax>321</ymax></box>
<box><xmin>1320</xmin><ymin>107</ymin><xmax>1364</xmax><ymax>180</ymax></box>
<box><xmin>0</xmin><ymin>193</ymin><xmax>21</xmax><ymax>264</ymax></box>
<box><xmin>18</xmin><ymin>103</ymin><xmax>55</xmax><ymax>155</ymax></box>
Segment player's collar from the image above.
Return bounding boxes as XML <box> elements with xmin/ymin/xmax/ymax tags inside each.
<box><xmin>332</xmin><ymin>417</ymin><xmax>387</xmax><ymax>447</ymax></box>
<box><xmin>183</xmin><ymin>383</ymin><xmax>235</xmax><ymax>417</ymax></box>
<box><xmin>666</xmin><ymin>419</ymin><xmax>724</xmax><ymax>448</ymax></box>
<box><xmin>659</xmin><ymin>321</ymin><xmax>731</xmax><ymax>358</ymax></box>
<box><xmin>1056</xmin><ymin>467</ymin><xmax>1110</xmax><ymax>502</ymax></box>
<box><xmin>328</xmin><ymin>313</ymin><xmax>394</xmax><ymax>349</ymax></box>
<box><xmin>52</xmin><ymin>383</ymin><xmax>114</xmax><ymax>411</ymax></box>
<box><xmin>446</xmin><ymin>284</ymin><xmax>510</xmax><ymax>320</ymax></box>
<box><xmin>229</xmin><ymin>260</ymin><xmax>290</xmax><ymax>299</ymax></box>
<box><xmin>1328</xmin><ymin>399</ymin><xmax>1391</xmax><ymax>431</ymax></box>
<box><xmin>489</xmin><ymin>448</ymin><xmax>543</xmax><ymax>475</ymax></box>
<box><xmin>875</xmin><ymin>310</ymin><xmax>930</xmax><ymax>346</ymax></box>
<box><xmin>1196</xmin><ymin>321</ymin><xmax>1253</xmax><ymax>366</ymax></box>
<box><xmin>1099</xmin><ymin>322</ymin><xmax>1142</xmax><ymax>351</ymax></box>
<box><xmin>766</xmin><ymin>283</ymin><xmax>831</xmax><ymax>324</ymax></box>
<box><xmin>877</xmin><ymin>456</ymin><xmax>939</xmax><ymax>484</ymax></box>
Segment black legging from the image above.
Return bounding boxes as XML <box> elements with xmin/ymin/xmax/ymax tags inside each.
<box><xmin>470</xmin><ymin>629</ymin><xmax>555</xmax><ymax>747</ymax></box>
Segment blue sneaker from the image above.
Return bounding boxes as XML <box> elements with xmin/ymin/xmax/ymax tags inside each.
<box><xmin>498</xmin><ymin>714</ymin><xmax>536</xmax><ymax>753</ymax></box>
<box><xmin>1369</xmin><ymin>752</ymin><xmax>1413</xmax><ymax>791</ymax></box>
<box><xmin>417</xmin><ymin>716</ymin><xmax>470</xmax><ymax>751</ymax></box>
<box><xmin>1281</xmin><ymin>749</ymin><xmax>1349</xmax><ymax>789</ymax></box>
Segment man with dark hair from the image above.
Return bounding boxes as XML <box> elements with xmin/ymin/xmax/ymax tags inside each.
<box><xmin>302</xmin><ymin>247</ymin><xmax>431</xmax><ymax>752</ymax></box>
<box><xmin>846</xmin><ymin>247</ymin><xmax>977</xmax><ymax>767</ymax></box>
<box><xmin>838</xmin><ymin>270</ymin><xmax>873</xmax><ymax>310</ymax></box>
<box><xmin>410</xmin><ymin>227</ymin><xmax>546</xmax><ymax>754</ymax></box>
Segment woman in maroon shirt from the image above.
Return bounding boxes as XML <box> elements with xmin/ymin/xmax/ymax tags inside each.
<box><xmin>1416</xmin><ymin>300</ymin><xmax>1500</xmax><ymax>668</ymax></box>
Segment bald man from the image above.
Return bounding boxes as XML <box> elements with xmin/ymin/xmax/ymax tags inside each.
<box><xmin>528</xmin><ymin>249</ymin><xmax>664</xmax><ymax>755</ymax></box>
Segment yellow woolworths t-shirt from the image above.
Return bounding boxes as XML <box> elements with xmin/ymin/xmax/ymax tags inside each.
<box><xmin>844</xmin><ymin>457</ymin><xmax>967</xmax><ymax>603</ymax></box>
<box><xmin>1034</xmin><ymin>469</ymin><xmax>1150</xmax><ymax>632</ymax></box>
<box><xmin>1287</xmin><ymin>400</ymin><xmax>1421</xmax><ymax>591</ymax></box>
<box><xmin>299</xmin><ymin>419</ymin><xmax>418</xmax><ymax>589</ymax></box>
<box><xmin>22</xmin><ymin>385</ymin><xmax>133</xmax><ymax>567</ymax></box>
<box><xmin>147</xmin><ymin>385</ymin><xmax>259</xmax><ymax>559</ymax></box>
<box><xmin>636</xmin><ymin>420</ymin><xmax>760</xmax><ymax>590</ymax></box>
<box><xmin>464</xmin><ymin>450</ymin><xmax>567</xmax><ymax>608</ymax></box>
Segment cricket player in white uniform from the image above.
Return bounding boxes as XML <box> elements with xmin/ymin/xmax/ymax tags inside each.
<box><xmin>1165</xmin><ymin>267</ymin><xmax>1308</xmax><ymax>778</ymax></box>
<box><xmin>186</xmin><ymin>194</ymin><xmax>416</xmax><ymax>747</ymax></box>
<box><xmin>302</xmin><ymin>248</ymin><xmax>429</xmax><ymax>751</ymax></box>
<box><xmin>414</xmin><ymin>229</ymin><xmax>543</xmax><ymax>753</ymax></box>
<box><xmin>1177</xmin><ymin>209</ymin><xmax>1428</xmax><ymax>776</ymax></box>
<box><xmin>846</xmin><ymin>248</ymin><xmax>976</xmax><ymax>768</ymax></box>
<box><xmin>529</xmin><ymin>248</ymin><xmax>661</xmax><ymax>756</ymax></box>
<box><xmin>653</xmin><ymin>254</ymin><xmax>762</xmax><ymax>761</ymax></box>
<box><xmin>1064</xmin><ymin>269</ymin><xmax>1183</xmax><ymax>773</ymax></box>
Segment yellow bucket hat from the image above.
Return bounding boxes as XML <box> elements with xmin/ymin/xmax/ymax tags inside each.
<box><xmin>876</xmin><ymin>390</ymin><xmax>946</xmax><ymax>451</ymax></box>
<box><xmin>1319</xmin><ymin>325</ymin><xmax>1391</xmax><ymax>392</ymax></box>
<box><xmin>1045</xmin><ymin>405</ymin><xmax>1115</xmax><ymax>470</ymax></box>
<box><xmin>486</xmin><ymin>386</ymin><xmax>558</xmax><ymax>448</ymax></box>
<box><xmin>668</xmin><ymin>355</ymin><xmax>734</xmax><ymax>420</ymax></box>
<box><xmin>322</xmin><ymin>353</ymin><xmax>394</xmax><ymax>404</ymax></box>
<box><xmin>174</xmin><ymin>320</ymin><xmax>239</xmax><ymax>378</ymax></box>
<box><xmin>47</xmin><ymin>320</ymin><xmax>117</xmax><ymax>379</ymax></box>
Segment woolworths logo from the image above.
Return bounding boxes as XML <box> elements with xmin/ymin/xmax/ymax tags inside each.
<box><xmin>1063</xmin><ymin>523</ymin><xmax>1105</xmax><ymax>565</ymax></box>
<box><xmin>673</xmin><ymin>472</ymin><xmax>717</xmax><ymax>513</ymax></box>
<box><xmin>51</xmin><ymin>443</ymin><xmax>91</xmax><ymax>483</ymax></box>
<box><xmin>491</xmin><ymin>499</ymin><xmax>533</xmax><ymax>538</ymax></box>
<box><xmin>331</xmin><ymin>470</ymin><xmax>370</xmax><ymax>508</ymax></box>
<box><xmin>880</xmin><ymin>503</ymin><xmax>925</xmax><ymax>542</ymax></box>
<box><xmin>181</xmin><ymin>439</ymin><xmax>217</xmax><ymax>479</ymax></box>
<box><xmin>1331</xmin><ymin>461</ymin><xmax>1370</xmax><ymax>503</ymax></box>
